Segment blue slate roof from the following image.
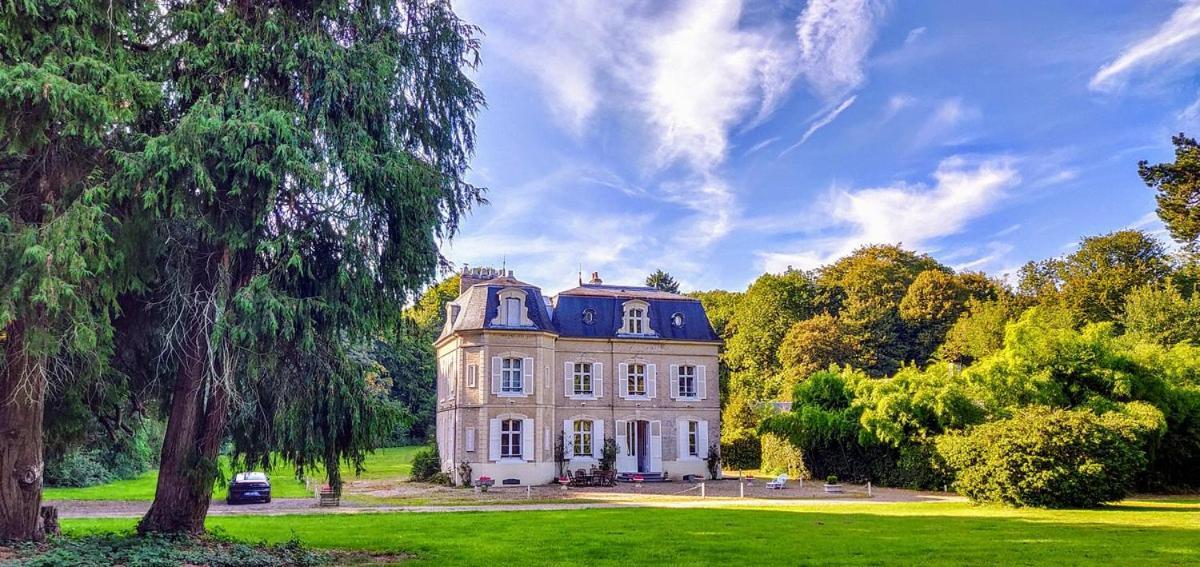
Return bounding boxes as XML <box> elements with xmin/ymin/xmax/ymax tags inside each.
<box><xmin>439</xmin><ymin>279</ymin><xmax>719</xmax><ymax>343</ymax></box>
<box><xmin>551</xmin><ymin>287</ymin><xmax>719</xmax><ymax>342</ymax></box>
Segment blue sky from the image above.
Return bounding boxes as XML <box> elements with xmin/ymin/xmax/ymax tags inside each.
<box><xmin>446</xmin><ymin>0</ymin><xmax>1200</xmax><ymax>293</ymax></box>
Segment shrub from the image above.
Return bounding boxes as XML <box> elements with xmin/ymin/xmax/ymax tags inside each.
<box><xmin>721</xmin><ymin>428</ymin><xmax>762</xmax><ymax>473</ymax></box>
<box><xmin>760</xmin><ymin>432</ymin><xmax>806</xmax><ymax>478</ymax></box>
<box><xmin>45</xmin><ymin>449</ymin><xmax>113</xmax><ymax>487</ymax></box>
<box><xmin>937</xmin><ymin>407</ymin><xmax>1148</xmax><ymax>508</ymax></box>
<box><xmin>599</xmin><ymin>438</ymin><xmax>618</xmax><ymax>472</ymax></box>
<box><xmin>409</xmin><ymin>444</ymin><xmax>441</xmax><ymax>482</ymax></box>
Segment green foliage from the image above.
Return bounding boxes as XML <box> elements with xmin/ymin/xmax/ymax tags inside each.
<box><xmin>724</xmin><ymin>269</ymin><xmax>820</xmax><ymax>379</ymax></box>
<box><xmin>645</xmin><ymin>270</ymin><xmax>680</xmax><ymax>294</ymax></box>
<box><xmin>759</xmin><ymin>432</ymin><xmax>805</xmax><ymax>478</ymax></box>
<box><xmin>8</xmin><ymin>532</ymin><xmax>327</xmax><ymax>566</ymax></box>
<box><xmin>45</xmin><ymin>420</ymin><xmax>163</xmax><ymax>488</ymax></box>
<box><xmin>1055</xmin><ymin>230</ymin><xmax>1173</xmax><ymax>323</ymax></box>
<box><xmin>1122</xmin><ymin>284</ymin><xmax>1200</xmax><ymax>346</ymax></box>
<box><xmin>1139</xmin><ymin>134</ymin><xmax>1200</xmax><ymax>254</ymax></box>
<box><xmin>688</xmin><ymin>289</ymin><xmax>742</xmax><ymax>339</ymax></box>
<box><xmin>938</xmin><ymin>298</ymin><xmax>1018</xmax><ymax>364</ymax></box>
<box><xmin>599</xmin><ymin>438</ymin><xmax>618</xmax><ymax>472</ymax></box>
<box><xmin>776</xmin><ymin>313</ymin><xmax>861</xmax><ymax>390</ymax></box>
<box><xmin>409</xmin><ymin>445</ymin><xmax>441</xmax><ymax>482</ymax></box>
<box><xmin>937</xmin><ymin>407</ymin><xmax>1153</xmax><ymax>507</ymax></box>
<box><xmin>720</xmin><ymin>428</ymin><xmax>762</xmax><ymax>472</ymax></box>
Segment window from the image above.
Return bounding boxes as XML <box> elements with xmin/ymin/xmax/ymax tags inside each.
<box><xmin>627</xmin><ymin>363</ymin><xmax>646</xmax><ymax>397</ymax></box>
<box><xmin>671</xmin><ymin>312</ymin><xmax>685</xmax><ymax>327</ymax></box>
<box><xmin>501</xmin><ymin>419</ymin><xmax>522</xmax><ymax>458</ymax></box>
<box><xmin>678</xmin><ymin>365</ymin><xmax>697</xmax><ymax>398</ymax></box>
<box><xmin>687</xmin><ymin>421</ymin><xmax>699</xmax><ymax>457</ymax></box>
<box><xmin>501</xmin><ymin>358</ymin><xmax>523</xmax><ymax>393</ymax></box>
<box><xmin>573</xmin><ymin>363</ymin><xmax>593</xmax><ymax>396</ymax></box>
<box><xmin>505</xmin><ymin>297</ymin><xmax>521</xmax><ymax>326</ymax></box>
<box><xmin>467</xmin><ymin>364</ymin><xmax>478</xmax><ymax>388</ymax></box>
<box><xmin>573</xmin><ymin>420</ymin><xmax>593</xmax><ymax>456</ymax></box>
<box><xmin>621</xmin><ymin>300</ymin><xmax>651</xmax><ymax>335</ymax></box>
<box><xmin>581</xmin><ymin>308</ymin><xmax>596</xmax><ymax>325</ymax></box>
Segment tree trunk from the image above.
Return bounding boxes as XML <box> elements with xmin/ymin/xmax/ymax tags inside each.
<box><xmin>138</xmin><ymin>248</ymin><xmax>234</xmax><ymax>536</ymax></box>
<box><xmin>0</xmin><ymin>320</ymin><xmax>46</xmax><ymax>542</ymax></box>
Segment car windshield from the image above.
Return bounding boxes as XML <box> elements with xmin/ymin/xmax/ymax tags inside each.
<box><xmin>235</xmin><ymin>472</ymin><xmax>268</xmax><ymax>483</ymax></box>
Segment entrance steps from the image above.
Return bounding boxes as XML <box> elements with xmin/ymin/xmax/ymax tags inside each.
<box><xmin>616</xmin><ymin>472</ymin><xmax>669</xmax><ymax>483</ymax></box>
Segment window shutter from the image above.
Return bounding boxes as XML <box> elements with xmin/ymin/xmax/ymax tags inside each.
<box><xmin>564</xmin><ymin>362</ymin><xmax>574</xmax><ymax>397</ymax></box>
<box><xmin>593</xmin><ymin>420</ymin><xmax>604</xmax><ymax>458</ymax></box>
<box><xmin>563</xmin><ymin>419</ymin><xmax>574</xmax><ymax>459</ymax></box>
<box><xmin>465</xmin><ymin>427</ymin><xmax>476</xmax><ymax>452</ymax></box>
<box><xmin>698</xmin><ymin>365</ymin><xmax>707</xmax><ymax>400</ymax></box>
<box><xmin>676</xmin><ymin>419</ymin><xmax>687</xmax><ymax>460</ymax></box>
<box><xmin>647</xmin><ymin>363</ymin><xmax>657</xmax><ymax>399</ymax></box>
<box><xmin>649</xmin><ymin>420</ymin><xmax>662</xmax><ymax>472</ymax></box>
<box><xmin>491</xmin><ymin>357</ymin><xmax>501</xmax><ymax>394</ymax></box>
<box><xmin>522</xmin><ymin>418</ymin><xmax>535</xmax><ymax>461</ymax></box>
<box><xmin>669</xmin><ymin>364</ymin><xmax>679</xmax><ymax>400</ymax></box>
<box><xmin>488</xmin><ymin>419</ymin><xmax>501</xmax><ymax>461</ymax></box>
<box><xmin>595</xmin><ymin>362</ymin><xmax>604</xmax><ymax>398</ymax></box>
<box><xmin>467</xmin><ymin>364</ymin><xmax>477</xmax><ymax>388</ymax></box>
<box><xmin>618</xmin><ymin>363</ymin><xmax>628</xmax><ymax>398</ymax></box>
<box><xmin>615</xmin><ymin>420</ymin><xmax>631</xmax><ymax>472</ymax></box>
<box><xmin>699</xmin><ymin>420</ymin><xmax>710</xmax><ymax>459</ymax></box>
<box><xmin>522</xmin><ymin>357</ymin><xmax>534</xmax><ymax>395</ymax></box>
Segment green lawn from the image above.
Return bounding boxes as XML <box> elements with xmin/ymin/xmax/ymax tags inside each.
<box><xmin>61</xmin><ymin>499</ymin><xmax>1200</xmax><ymax>565</ymax></box>
<box><xmin>44</xmin><ymin>446</ymin><xmax>420</xmax><ymax>501</ymax></box>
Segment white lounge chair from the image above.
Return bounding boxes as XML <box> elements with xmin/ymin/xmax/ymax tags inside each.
<box><xmin>766</xmin><ymin>474</ymin><xmax>788</xmax><ymax>490</ymax></box>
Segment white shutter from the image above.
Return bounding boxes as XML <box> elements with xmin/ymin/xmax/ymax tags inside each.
<box><xmin>649</xmin><ymin>420</ymin><xmax>662</xmax><ymax>472</ymax></box>
<box><xmin>593</xmin><ymin>420</ymin><xmax>604</xmax><ymax>458</ymax></box>
<box><xmin>618</xmin><ymin>363</ymin><xmax>628</xmax><ymax>398</ymax></box>
<box><xmin>699</xmin><ymin>420</ymin><xmax>710</xmax><ymax>459</ymax></box>
<box><xmin>522</xmin><ymin>357</ymin><xmax>534</xmax><ymax>395</ymax></box>
<box><xmin>595</xmin><ymin>362</ymin><xmax>604</xmax><ymax>398</ymax></box>
<box><xmin>488</xmin><ymin>419</ymin><xmax>501</xmax><ymax>461</ymax></box>
<box><xmin>669</xmin><ymin>364</ymin><xmax>679</xmax><ymax>400</ymax></box>
<box><xmin>615</xmin><ymin>420</ymin><xmax>632</xmax><ymax>472</ymax></box>
<box><xmin>466</xmin><ymin>427</ymin><xmax>476</xmax><ymax>452</ymax></box>
<box><xmin>467</xmin><ymin>364</ymin><xmax>477</xmax><ymax>388</ymax></box>
<box><xmin>676</xmin><ymin>419</ymin><xmax>687</xmax><ymax>460</ymax></box>
<box><xmin>647</xmin><ymin>364</ymin><xmax>657</xmax><ymax>399</ymax></box>
<box><xmin>491</xmin><ymin>357</ymin><xmax>501</xmax><ymax>394</ymax></box>
<box><xmin>698</xmin><ymin>365</ymin><xmax>707</xmax><ymax>400</ymax></box>
<box><xmin>564</xmin><ymin>362</ymin><xmax>574</xmax><ymax>397</ymax></box>
<box><xmin>563</xmin><ymin>419</ymin><xmax>574</xmax><ymax>459</ymax></box>
<box><xmin>522</xmin><ymin>418</ymin><xmax>535</xmax><ymax>461</ymax></box>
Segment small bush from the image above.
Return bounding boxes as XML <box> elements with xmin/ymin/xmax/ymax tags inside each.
<box><xmin>8</xmin><ymin>533</ymin><xmax>327</xmax><ymax>566</ymax></box>
<box><xmin>826</xmin><ymin>475</ymin><xmax>838</xmax><ymax>485</ymax></box>
<box><xmin>44</xmin><ymin>449</ymin><xmax>113</xmax><ymax>487</ymax></box>
<box><xmin>720</xmin><ymin>428</ymin><xmax>762</xmax><ymax>473</ymax></box>
<box><xmin>409</xmin><ymin>444</ymin><xmax>441</xmax><ymax>482</ymax></box>
<box><xmin>937</xmin><ymin>407</ymin><xmax>1148</xmax><ymax>508</ymax></box>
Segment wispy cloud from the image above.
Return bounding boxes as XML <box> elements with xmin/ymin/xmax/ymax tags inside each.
<box><xmin>758</xmin><ymin>156</ymin><xmax>1021</xmax><ymax>271</ymax></box>
<box><xmin>904</xmin><ymin>26</ymin><xmax>927</xmax><ymax>46</ymax></box>
<box><xmin>1089</xmin><ymin>0</ymin><xmax>1200</xmax><ymax>91</ymax></box>
<box><xmin>795</xmin><ymin>0</ymin><xmax>891</xmax><ymax>99</ymax></box>
<box><xmin>913</xmin><ymin>97</ymin><xmax>979</xmax><ymax>148</ymax></box>
<box><xmin>778</xmin><ymin>95</ymin><xmax>858</xmax><ymax>157</ymax></box>
<box><xmin>1182</xmin><ymin>91</ymin><xmax>1200</xmax><ymax>122</ymax></box>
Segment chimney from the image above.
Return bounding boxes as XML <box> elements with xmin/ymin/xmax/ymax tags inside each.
<box><xmin>588</xmin><ymin>271</ymin><xmax>603</xmax><ymax>285</ymax></box>
<box><xmin>459</xmin><ymin>265</ymin><xmax>503</xmax><ymax>293</ymax></box>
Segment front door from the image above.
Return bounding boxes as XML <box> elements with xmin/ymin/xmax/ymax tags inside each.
<box><xmin>616</xmin><ymin>420</ymin><xmax>660</xmax><ymax>473</ymax></box>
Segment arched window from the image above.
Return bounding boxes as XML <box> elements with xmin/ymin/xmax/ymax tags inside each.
<box><xmin>621</xmin><ymin>300</ymin><xmax>651</xmax><ymax>335</ymax></box>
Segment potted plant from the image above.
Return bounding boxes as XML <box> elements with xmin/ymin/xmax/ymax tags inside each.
<box><xmin>477</xmin><ymin>476</ymin><xmax>495</xmax><ymax>492</ymax></box>
<box><xmin>823</xmin><ymin>475</ymin><xmax>843</xmax><ymax>494</ymax></box>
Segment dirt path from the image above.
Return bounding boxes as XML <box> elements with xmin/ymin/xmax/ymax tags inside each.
<box><xmin>49</xmin><ymin>482</ymin><xmax>964</xmax><ymax>519</ymax></box>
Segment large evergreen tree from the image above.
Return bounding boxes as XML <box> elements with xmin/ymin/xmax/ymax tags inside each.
<box><xmin>0</xmin><ymin>0</ymin><xmax>155</xmax><ymax>540</ymax></box>
<box><xmin>1140</xmin><ymin>134</ymin><xmax>1200</xmax><ymax>255</ymax></box>
<box><xmin>119</xmin><ymin>0</ymin><xmax>483</xmax><ymax>535</ymax></box>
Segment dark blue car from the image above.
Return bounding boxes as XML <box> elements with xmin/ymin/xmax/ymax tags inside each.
<box><xmin>226</xmin><ymin>472</ymin><xmax>272</xmax><ymax>504</ymax></box>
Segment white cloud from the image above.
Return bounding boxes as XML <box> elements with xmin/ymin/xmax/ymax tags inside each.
<box><xmin>904</xmin><ymin>26</ymin><xmax>927</xmax><ymax>46</ymax></box>
<box><xmin>743</xmin><ymin>136</ymin><xmax>781</xmax><ymax>156</ymax></box>
<box><xmin>778</xmin><ymin>95</ymin><xmax>857</xmax><ymax>157</ymax></box>
<box><xmin>757</xmin><ymin>156</ymin><xmax>1021</xmax><ymax>271</ymax></box>
<box><xmin>795</xmin><ymin>0</ymin><xmax>890</xmax><ymax>99</ymax></box>
<box><xmin>1089</xmin><ymin>1</ymin><xmax>1200</xmax><ymax>91</ymax></box>
<box><xmin>913</xmin><ymin>97</ymin><xmax>979</xmax><ymax>147</ymax></box>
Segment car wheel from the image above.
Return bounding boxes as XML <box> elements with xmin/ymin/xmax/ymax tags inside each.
<box><xmin>264</xmin><ymin>496</ymin><xmax>271</xmax><ymax>504</ymax></box>
<box><xmin>226</xmin><ymin>497</ymin><xmax>234</xmax><ymax>505</ymax></box>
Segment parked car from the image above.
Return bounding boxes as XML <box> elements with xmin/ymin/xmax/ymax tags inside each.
<box><xmin>226</xmin><ymin>472</ymin><xmax>272</xmax><ymax>504</ymax></box>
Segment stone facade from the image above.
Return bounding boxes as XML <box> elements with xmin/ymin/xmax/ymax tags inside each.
<box><xmin>434</xmin><ymin>268</ymin><xmax>721</xmax><ymax>486</ymax></box>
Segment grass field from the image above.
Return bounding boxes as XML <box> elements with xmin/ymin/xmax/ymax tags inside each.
<box><xmin>60</xmin><ymin>499</ymin><xmax>1199</xmax><ymax>565</ymax></box>
<box><xmin>43</xmin><ymin>446</ymin><xmax>421</xmax><ymax>501</ymax></box>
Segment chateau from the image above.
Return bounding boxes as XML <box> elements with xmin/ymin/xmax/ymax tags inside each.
<box><xmin>434</xmin><ymin>267</ymin><xmax>722</xmax><ymax>486</ymax></box>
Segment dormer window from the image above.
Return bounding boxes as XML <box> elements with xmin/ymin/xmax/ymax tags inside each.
<box><xmin>621</xmin><ymin>300</ymin><xmax>652</xmax><ymax>336</ymax></box>
<box><xmin>671</xmin><ymin>312</ymin><xmax>684</xmax><ymax>328</ymax></box>
<box><xmin>582</xmin><ymin>308</ymin><xmax>596</xmax><ymax>325</ymax></box>
<box><xmin>492</xmin><ymin>288</ymin><xmax>533</xmax><ymax>328</ymax></box>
